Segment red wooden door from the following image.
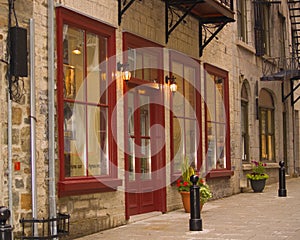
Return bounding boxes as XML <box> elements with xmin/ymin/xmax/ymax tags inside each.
<box><xmin>125</xmin><ymin>83</ymin><xmax>166</xmax><ymax>218</ymax></box>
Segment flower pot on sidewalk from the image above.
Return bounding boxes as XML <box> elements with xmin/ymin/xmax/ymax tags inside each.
<box><xmin>250</xmin><ymin>179</ymin><xmax>266</xmax><ymax>192</ymax></box>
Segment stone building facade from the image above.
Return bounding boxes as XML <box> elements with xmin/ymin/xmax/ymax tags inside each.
<box><xmin>0</xmin><ymin>0</ymin><xmax>299</xmax><ymax>239</ymax></box>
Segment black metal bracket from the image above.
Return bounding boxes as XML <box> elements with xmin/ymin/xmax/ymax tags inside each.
<box><xmin>282</xmin><ymin>78</ymin><xmax>300</xmax><ymax>105</ymax></box>
<box><xmin>165</xmin><ymin>0</ymin><xmax>234</xmax><ymax>56</ymax></box>
<box><xmin>165</xmin><ymin>0</ymin><xmax>202</xmax><ymax>43</ymax></box>
<box><xmin>199</xmin><ymin>21</ymin><xmax>227</xmax><ymax>57</ymax></box>
<box><xmin>118</xmin><ymin>0</ymin><xmax>139</xmax><ymax>26</ymax></box>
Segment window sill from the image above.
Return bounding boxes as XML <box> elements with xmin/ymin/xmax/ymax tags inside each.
<box><xmin>206</xmin><ymin>169</ymin><xmax>234</xmax><ymax>178</ymax></box>
<box><xmin>236</xmin><ymin>40</ymin><xmax>256</xmax><ymax>54</ymax></box>
<box><xmin>58</xmin><ymin>177</ymin><xmax>122</xmax><ymax>197</ymax></box>
<box><xmin>242</xmin><ymin>162</ymin><xmax>279</xmax><ymax>171</ymax></box>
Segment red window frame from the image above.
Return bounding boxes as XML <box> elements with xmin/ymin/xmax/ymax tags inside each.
<box><xmin>56</xmin><ymin>7</ymin><xmax>121</xmax><ymax>197</ymax></box>
<box><xmin>204</xmin><ymin>63</ymin><xmax>233</xmax><ymax>178</ymax></box>
<box><xmin>169</xmin><ymin>51</ymin><xmax>202</xmax><ymax>182</ymax></box>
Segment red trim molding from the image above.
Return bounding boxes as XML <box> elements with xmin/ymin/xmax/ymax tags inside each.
<box><xmin>58</xmin><ymin>178</ymin><xmax>122</xmax><ymax>197</ymax></box>
<box><xmin>206</xmin><ymin>169</ymin><xmax>234</xmax><ymax>179</ymax></box>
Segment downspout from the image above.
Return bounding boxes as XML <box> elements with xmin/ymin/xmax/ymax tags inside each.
<box><xmin>48</xmin><ymin>0</ymin><xmax>57</xmax><ymax>236</ymax></box>
<box><xmin>7</xmin><ymin>77</ymin><xmax>13</xmax><ymax>230</ymax></box>
<box><xmin>30</xmin><ymin>18</ymin><xmax>38</xmax><ymax>236</ymax></box>
<box><xmin>7</xmin><ymin>2</ymin><xmax>13</xmax><ymax>230</ymax></box>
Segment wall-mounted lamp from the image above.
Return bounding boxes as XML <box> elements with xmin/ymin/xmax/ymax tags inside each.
<box><xmin>72</xmin><ymin>45</ymin><xmax>81</xmax><ymax>55</ymax></box>
<box><xmin>117</xmin><ymin>62</ymin><xmax>131</xmax><ymax>83</ymax></box>
<box><xmin>165</xmin><ymin>75</ymin><xmax>177</xmax><ymax>93</ymax></box>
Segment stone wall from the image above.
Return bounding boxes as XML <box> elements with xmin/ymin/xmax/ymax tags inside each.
<box><xmin>0</xmin><ymin>0</ymin><xmax>298</xmax><ymax>238</ymax></box>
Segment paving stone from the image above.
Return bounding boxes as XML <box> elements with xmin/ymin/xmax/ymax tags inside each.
<box><xmin>75</xmin><ymin>178</ymin><xmax>300</xmax><ymax>240</ymax></box>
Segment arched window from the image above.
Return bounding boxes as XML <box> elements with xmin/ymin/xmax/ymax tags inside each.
<box><xmin>258</xmin><ymin>89</ymin><xmax>275</xmax><ymax>161</ymax></box>
<box><xmin>241</xmin><ymin>82</ymin><xmax>249</xmax><ymax>162</ymax></box>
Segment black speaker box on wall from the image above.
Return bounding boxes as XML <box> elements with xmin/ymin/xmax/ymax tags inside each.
<box><xmin>9</xmin><ymin>26</ymin><xmax>28</xmax><ymax>77</ymax></box>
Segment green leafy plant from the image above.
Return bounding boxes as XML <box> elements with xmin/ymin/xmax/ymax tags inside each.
<box><xmin>246</xmin><ymin>160</ymin><xmax>269</xmax><ymax>180</ymax></box>
<box><xmin>176</xmin><ymin>156</ymin><xmax>212</xmax><ymax>204</ymax></box>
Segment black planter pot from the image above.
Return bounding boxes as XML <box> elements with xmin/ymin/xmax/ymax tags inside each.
<box><xmin>250</xmin><ymin>179</ymin><xmax>266</xmax><ymax>192</ymax></box>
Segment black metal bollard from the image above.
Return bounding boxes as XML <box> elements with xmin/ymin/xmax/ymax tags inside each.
<box><xmin>0</xmin><ymin>207</ymin><xmax>12</xmax><ymax>240</ymax></box>
<box><xmin>278</xmin><ymin>161</ymin><xmax>287</xmax><ymax>197</ymax></box>
<box><xmin>189</xmin><ymin>175</ymin><xmax>202</xmax><ymax>231</ymax></box>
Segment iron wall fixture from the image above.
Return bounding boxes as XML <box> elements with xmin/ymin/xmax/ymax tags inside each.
<box><xmin>165</xmin><ymin>75</ymin><xmax>177</xmax><ymax>92</ymax></box>
<box><xmin>117</xmin><ymin>62</ymin><xmax>131</xmax><ymax>83</ymax></box>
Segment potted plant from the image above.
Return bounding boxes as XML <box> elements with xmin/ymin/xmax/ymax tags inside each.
<box><xmin>176</xmin><ymin>157</ymin><xmax>212</xmax><ymax>212</ymax></box>
<box><xmin>246</xmin><ymin>160</ymin><xmax>269</xmax><ymax>192</ymax></box>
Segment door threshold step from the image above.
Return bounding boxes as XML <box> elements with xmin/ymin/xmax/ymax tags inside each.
<box><xmin>128</xmin><ymin>211</ymin><xmax>162</xmax><ymax>224</ymax></box>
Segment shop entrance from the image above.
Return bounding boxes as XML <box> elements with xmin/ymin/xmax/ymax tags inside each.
<box><xmin>125</xmin><ymin>83</ymin><xmax>166</xmax><ymax>218</ymax></box>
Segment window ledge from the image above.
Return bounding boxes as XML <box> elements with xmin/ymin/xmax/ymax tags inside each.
<box><xmin>206</xmin><ymin>169</ymin><xmax>233</xmax><ymax>178</ymax></box>
<box><xmin>242</xmin><ymin>162</ymin><xmax>280</xmax><ymax>171</ymax></box>
<box><xmin>58</xmin><ymin>178</ymin><xmax>122</xmax><ymax>197</ymax></box>
<box><xmin>236</xmin><ymin>40</ymin><xmax>256</xmax><ymax>54</ymax></box>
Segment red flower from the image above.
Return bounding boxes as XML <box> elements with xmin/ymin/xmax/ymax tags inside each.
<box><xmin>183</xmin><ymin>181</ymin><xmax>189</xmax><ymax>186</ymax></box>
<box><xmin>176</xmin><ymin>179</ymin><xmax>181</xmax><ymax>187</ymax></box>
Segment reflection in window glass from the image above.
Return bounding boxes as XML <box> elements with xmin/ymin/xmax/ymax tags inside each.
<box><xmin>259</xmin><ymin>108</ymin><xmax>275</xmax><ymax>161</ymax></box>
<box><xmin>141</xmin><ymin>139</ymin><xmax>151</xmax><ymax>180</ymax></box>
<box><xmin>63</xmin><ymin>26</ymin><xmax>84</xmax><ymax>101</ymax></box>
<box><xmin>205</xmin><ymin>70</ymin><xmax>227</xmax><ymax>170</ymax></box>
<box><xmin>64</xmin><ymin>103</ymin><xmax>87</xmax><ymax>177</ymax></box>
<box><xmin>171</xmin><ymin>60</ymin><xmax>198</xmax><ymax>171</ymax></box>
<box><xmin>128</xmin><ymin>137</ymin><xmax>135</xmax><ymax>181</ymax></box>
<box><xmin>63</xmin><ymin>23</ymin><xmax>109</xmax><ymax>178</ymax></box>
<box><xmin>127</xmin><ymin>48</ymin><xmax>159</xmax><ymax>81</ymax></box>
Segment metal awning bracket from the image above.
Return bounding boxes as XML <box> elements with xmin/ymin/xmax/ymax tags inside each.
<box><xmin>282</xmin><ymin>79</ymin><xmax>300</xmax><ymax>105</ymax></box>
<box><xmin>165</xmin><ymin>0</ymin><xmax>201</xmax><ymax>43</ymax></box>
<box><xmin>165</xmin><ymin>0</ymin><xmax>235</xmax><ymax>56</ymax></box>
<box><xmin>199</xmin><ymin>21</ymin><xmax>227</xmax><ymax>57</ymax></box>
<box><xmin>118</xmin><ymin>0</ymin><xmax>139</xmax><ymax>26</ymax></box>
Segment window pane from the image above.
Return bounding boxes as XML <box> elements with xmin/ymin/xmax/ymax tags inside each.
<box><xmin>241</xmin><ymin>104</ymin><xmax>245</xmax><ymax>131</ymax></box>
<box><xmin>143</xmin><ymin>54</ymin><xmax>158</xmax><ymax>81</ymax></box>
<box><xmin>86</xmin><ymin>34</ymin><xmax>108</xmax><ymax>104</ymax></box>
<box><xmin>173</xmin><ymin>117</ymin><xmax>183</xmax><ymax>172</ymax></box>
<box><xmin>206</xmin><ymin>74</ymin><xmax>216</xmax><ymax>121</ymax></box>
<box><xmin>185</xmin><ymin>119</ymin><xmax>197</xmax><ymax>168</ymax></box>
<box><xmin>135</xmin><ymin>52</ymin><xmax>143</xmax><ymax>79</ymax></box>
<box><xmin>63</xmin><ymin>25</ymin><xmax>84</xmax><ymax>101</ymax></box>
<box><xmin>241</xmin><ymin>101</ymin><xmax>248</xmax><ymax>162</ymax></box>
<box><xmin>184</xmin><ymin>66</ymin><xmax>196</xmax><ymax>118</ymax></box>
<box><xmin>207</xmin><ymin>122</ymin><xmax>216</xmax><ymax>170</ymax></box>
<box><xmin>215</xmin><ymin>78</ymin><xmax>225</xmax><ymax>124</ymax></box>
<box><xmin>128</xmin><ymin>137</ymin><xmax>135</xmax><ymax>181</ymax></box>
<box><xmin>172</xmin><ymin>73</ymin><xmax>184</xmax><ymax>117</ymax></box>
<box><xmin>99</xmin><ymin>36</ymin><xmax>108</xmax><ymax>104</ymax></box>
<box><xmin>237</xmin><ymin>0</ymin><xmax>248</xmax><ymax>42</ymax></box>
<box><xmin>63</xmin><ymin>65</ymin><xmax>76</xmax><ymax>99</ymax></box>
<box><xmin>141</xmin><ymin>139</ymin><xmax>151</xmax><ymax>180</ymax></box>
<box><xmin>267</xmin><ymin>110</ymin><xmax>273</xmax><ymax>133</ymax></box>
<box><xmin>216</xmin><ymin>123</ymin><xmax>226</xmax><ymax>168</ymax></box>
<box><xmin>261</xmin><ymin>110</ymin><xmax>266</xmax><ymax>134</ymax></box>
<box><xmin>261</xmin><ymin>134</ymin><xmax>266</xmax><ymax>160</ymax></box>
<box><xmin>139</xmin><ymin>95</ymin><xmax>150</xmax><ymax>137</ymax></box>
<box><xmin>171</xmin><ymin>59</ymin><xmax>199</xmax><ymax>172</ymax></box>
<box><xmin>87</xmin><ymin>33</ymin><xmax>100</xmax><ymax>103</ymax></box>
<box><xmin>88</xmin><ymin>106</ymin><xmax>108</xmax><ymax>176</ymax></box>
<box><xmin>128</xmin><ymin>92</ymin><xmax>135</xmax><ymax>135</ymax></box>
<box><xmin>267</xmin><ymin>135</ymin><xmax>273</xmax><ymax>161</ymax></box>
<box><xmin>65</xmin><ymin>103</ymin><xmax>87</xmax><ymax>177</ymax></box>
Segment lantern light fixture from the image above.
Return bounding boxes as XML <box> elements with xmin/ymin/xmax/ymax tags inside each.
<box><xmin>165</xmin><ymin>75</ymin><xmax>177</xmax><ymax>93</ymax></box>
<box><xmin>117</xmin><ymin>62</ymin><xmax>131</xmax><ymax>83</ymax></box>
